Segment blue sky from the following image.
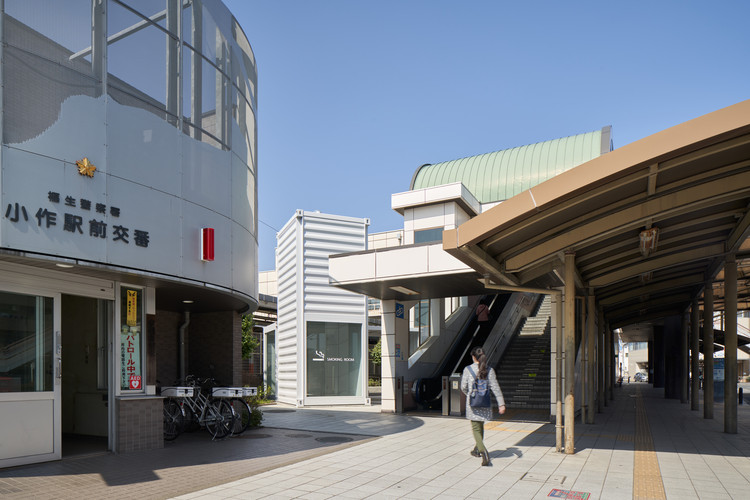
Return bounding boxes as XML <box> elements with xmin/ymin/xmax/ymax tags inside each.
<box><xmin>224</xmin><ymin>0</ymin><xmax>750</xmax><ymax>272</ymax></box>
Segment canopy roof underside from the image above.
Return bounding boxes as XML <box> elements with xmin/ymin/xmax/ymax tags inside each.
<box><xmin>443</xmin><ymin>99</ymin><xmax>750</xmax><ymax>333</ymax></box>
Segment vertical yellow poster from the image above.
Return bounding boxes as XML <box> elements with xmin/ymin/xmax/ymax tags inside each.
<box><xmin>126</xmin><ymin>290</ymin><xmax>138</xmax><ymax>326</ymax></box>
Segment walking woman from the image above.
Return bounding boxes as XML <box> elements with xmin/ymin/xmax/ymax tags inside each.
<box><xmin>460</xmin><ymin>346</ymin><xmax>505</xmax><ymax>466</ymax></box>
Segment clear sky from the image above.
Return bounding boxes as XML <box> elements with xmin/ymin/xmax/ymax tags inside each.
<box><xmin>224</xmin><ymin>0</ymin><xmax>750</xmax><ymax>272</ymax></box>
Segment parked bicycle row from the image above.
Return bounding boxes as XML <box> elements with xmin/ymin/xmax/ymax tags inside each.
<box><xmin>161</xmin><ymin>375</ymin><xmax>258</xmax><ymax>441</ymax></box>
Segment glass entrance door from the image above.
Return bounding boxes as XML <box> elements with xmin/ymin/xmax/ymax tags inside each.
<box><xmin>0</xmin><ymin>290</ymin><xmax>60</xmax><ymax>467</ymax></box>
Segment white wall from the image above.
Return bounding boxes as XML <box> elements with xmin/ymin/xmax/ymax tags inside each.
<box><xmin>275</xmin><ymin>218</ymin><xmax>301</xmax><ymax>405</ymax></box>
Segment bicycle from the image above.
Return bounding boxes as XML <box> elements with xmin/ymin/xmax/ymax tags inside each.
<box><xmin>167</xmin><ymin>376</ymin><xmax>236</xmax><ymax>440</ymax></box>
<box><xmin>161</xmin><ymin>385</ymin><xmax>192</xmax><ymax>441</ymax></box>
<box><xmin>227</xmin><ymin>387</ymin><xmax>257</xmax><ymax>434</ymax></box>
<box><xmin>163</xmin><ymin>396</ymin><xmax>185</xmax><ymax>441</ymax></box>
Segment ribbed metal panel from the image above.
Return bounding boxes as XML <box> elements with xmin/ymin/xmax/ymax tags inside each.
<box><xmin>302</xmin><ymin>214</ymin><xmax>367</xmax><ymax>318</ymax></box>
<box><xmin>275</xmin><ymin>218</ymin><xmax>300</xmax><ymax>405</ymax></box>
<box><xmin>411</xmin><ymin>128</ymin><xmax>609</xmax><ymax>203</ymax></box>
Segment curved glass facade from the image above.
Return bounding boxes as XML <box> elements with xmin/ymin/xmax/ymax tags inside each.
<box><xmin>1</xmin><ymin>0</ymin><xmax>258</xmax><ymax>305</ymax></box>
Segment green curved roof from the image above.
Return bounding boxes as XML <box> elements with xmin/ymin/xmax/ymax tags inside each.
<box><xmin>410</xmin><ymin>127</ymin><xmax>612</xmax><ymax>203</ymax></box>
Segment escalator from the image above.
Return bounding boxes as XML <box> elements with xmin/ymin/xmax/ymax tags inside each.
<box><xmin>414</xmin><ymin>293</ymin><xmax>511</xmax><ymax>409</ymax></box>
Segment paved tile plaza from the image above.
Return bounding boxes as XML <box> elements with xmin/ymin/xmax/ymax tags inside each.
<box><xmin>2</xmin><ymin>384</ymin><xmax>750</xmax><ymax>499</ymax></box>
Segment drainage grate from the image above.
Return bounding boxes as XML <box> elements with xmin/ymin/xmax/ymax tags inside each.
<box><xmin>285</xmin><ymin>433</ymin><xmax>313</xmax><ymax>438</ymax></box>
<box><xmin>521</xmin><ymin>473</ymin><xmax>566</xmax><ymax>484</ymax></box>
<box><xmin>263</xmin><ymin>409</ymin><xmax>296</xmax><ymax>413</ymax></box>
<box><xmin>315</xmin><ymin>436</ymin><xmax>353</xmax><ymax>444</ymax></box>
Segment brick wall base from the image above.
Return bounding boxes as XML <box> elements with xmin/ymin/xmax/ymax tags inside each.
<box><xmin>115</xmin><ymin>397</ymin><xmax>163</xmax><ymax>453</ymax></box>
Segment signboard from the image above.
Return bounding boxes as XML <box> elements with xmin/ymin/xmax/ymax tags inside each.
<box><xmin>4</xmin><ymin>188</ymin><xmax>151</xmax><ymax>248</ymax></box>
<box><xmin>714</xmin><ymin>358</ymin><xmax>725</xmax><ymax>381</ymax></box>
<box><xmin>126</xmin><ymin>290</ymin><xmax>138</xmax><ymax>326</ymax></box>
<box><xmin>395</xmin><ymin>303</ymin><xmax>404</xmax><ymax>319</ymax></box>
<box><xmin>120</xmin><ymin>286</ymin><xmax>143</xmax><ymax>391</ymax></box>
<box><xmin>714</xmin><ymin>358</ymin><xmax>725</xmax><ymax>403</ymax></box>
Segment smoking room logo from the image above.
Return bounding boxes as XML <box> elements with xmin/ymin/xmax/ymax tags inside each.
<box><xmin>313</xmin><ymin>350</ymin><xmax>325</xmax><ymax>361</ymax></box>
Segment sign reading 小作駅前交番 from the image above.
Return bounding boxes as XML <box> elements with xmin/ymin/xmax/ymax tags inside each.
<box><xmin>4</xmin><ymin>189</ymin><xmax>150</xmax><ymax>248</ymax></box>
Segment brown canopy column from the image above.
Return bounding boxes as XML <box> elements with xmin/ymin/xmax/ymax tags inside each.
<box><xmin>724</xmin><ymin>255</ymin><xmax>738</xmax><ymax>434</ymax></box>
<box><xmin>691</xmin><ymin>296</ymin><xmax>700</xmax><ymax>411</ymax></box>
<box><xmin>564</xmin><ymin>251</ymin><xmax>576</xmax><ymax>454</ymax></box>
<box><xmin>586</xmin><ymin>291</ymin><xmax>596</xmax><ymax>424</ymax></box>
<box><xmin>704</xmin><ymin>281</ymin><xmax>714</xmax><ymax>419</ymax></box>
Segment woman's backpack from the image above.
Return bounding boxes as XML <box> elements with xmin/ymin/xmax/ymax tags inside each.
<box><xmin>467</xmin><ymin>366</ymin><xmax>491</xmax><ymax>408</ymax></box>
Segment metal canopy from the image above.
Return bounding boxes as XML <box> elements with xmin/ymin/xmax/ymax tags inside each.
<box><xmin>443</xmin><ymin>99</ymin><xmax>750</xmax><ymax>333</ymax></box>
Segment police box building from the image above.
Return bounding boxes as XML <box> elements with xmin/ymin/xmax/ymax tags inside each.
<box><xmin>0</xmin><ymin>0</ymin><xmax>258</xmax><ymax>467</ymax></box>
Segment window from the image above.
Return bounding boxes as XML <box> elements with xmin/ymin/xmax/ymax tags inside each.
<box><xmin>409</xmin><ymin>300</ymin><xmax>430</xmax><ymax>355</ymax></box>
<box><xmin>0</xmin><ymin>291</ymin><xmax>53</xmax><ymax>392</ymax></box>
<box><xmin>306</xmin><ymin>322</ymin><xmax>362</xmax><ymax>397</ymax></box>
<box><xmin>414</xmin><ymin>227</ymin><xmax>443</xmax><ymax>244</ymax></box>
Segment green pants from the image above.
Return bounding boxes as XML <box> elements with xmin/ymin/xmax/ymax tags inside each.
<box><xmin>471</xmin><ymin>421</ymin><xmax>487</xmax><ymax>453</ymax></box>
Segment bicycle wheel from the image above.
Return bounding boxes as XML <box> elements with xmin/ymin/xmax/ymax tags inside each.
<box><xmin>204</xmin><ymin>400</ymin><xmax>235</xmax><ymax>439</ymax></box>
<box><xmin>229</xmin><ymin>398</ymin><xmax>252</xmax><ymax>434</ymax></box>
<box><xmin>163</xmin><ymin>399</ymin><xmax>184</xmax><ymax>441</ymax></box>
<box><xmin>181</xmin><ymin>403</ymin><xmax>200</xmax><ymax>433</ymax></box>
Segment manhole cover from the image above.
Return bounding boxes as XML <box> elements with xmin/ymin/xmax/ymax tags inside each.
<box><xmin>315</xmin><ymin>436</ymin><xmax>353</xmax><ymax>444</ymax></box>
<box><xmin>263</xmin><ymin>409</ymin><xmax>296</xmax><ymax>413</ymax></box>
<box><xmin>237</xmin><ymin>433</ymin><xmax>272</xmax><ymax>439</ymax></box>
<box><xmin>285</xmin><ymin>433</ymin><xmax>313</xmax><ymax>438</ymax></box>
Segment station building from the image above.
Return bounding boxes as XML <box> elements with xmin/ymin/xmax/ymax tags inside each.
<box><xmin>331</xmin><ymin>100</ymin><xmax>750</xmax><ymax>453</ymax></box>
<box><xmin>0</xmin><ymin>0</ymin><xmax>258</xmax><ymax>467</ymax></box>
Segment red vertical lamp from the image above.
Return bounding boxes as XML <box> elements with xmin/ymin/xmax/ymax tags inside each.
<box><xmin>201</xmin><ymin>228</ymin><xmax>215</xmax><ymax>261</ymax></box>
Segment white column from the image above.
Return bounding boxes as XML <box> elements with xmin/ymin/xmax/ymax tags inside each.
<box><xmin>380</xmin><ymin>300</ymin><xmax>411</xmax><ymax>413</ymax></box>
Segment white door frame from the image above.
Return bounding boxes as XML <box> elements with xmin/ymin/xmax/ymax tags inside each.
<box><xmin>0</xmin><ymin>262</ymin><xmax>115</xmax><ymax>467</ymax></box>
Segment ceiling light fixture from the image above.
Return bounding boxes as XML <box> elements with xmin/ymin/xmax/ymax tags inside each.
<box><xmin>182</xmin><ymin>300</ymin><xmax>194</xmax><ymax>304</ymax></box>
<box><xmin>639</xmin><ymin>227</ymin><xmax>659</xmax><ymax>257</ymax></box>
<box><xmin>389</xmin><ymin>285</ymin><xmax>419</xmax><ymax>295</ymax></box>
<box><xmin>55</xmin><ymin>263</ymin><xmax>74</xmax><ymax>268</ymax></box>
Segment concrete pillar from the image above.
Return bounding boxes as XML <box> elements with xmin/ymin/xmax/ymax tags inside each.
<box><xmin>564</xmin><ymin>251</ymin><xmax>576</xmax><ymax>454</ymax></box>
<box><xmin>380</xmin><ymin>300</ymin><xmax>411</xmax><ymax>413</ymax></box>
<box><xmin>704</xmin><ymin>281</ymin><xmax>714</xmax><ymax>419</ymax></box>
<box><xmin>681</xmin><ymin>312</ymin><xmax>689</xmax><ymax>404</ymax></box>
<box><xmin>724</xmin><ymin>254</ymin><xmax>738</xmax><ymax>434</ymax></box>
<box><xmin>691</xmin><ymin>296</ymin><xmax>700</xmax><ymax>411</ymax></box>
<box><xmin>586</xmin><ymin>292</ymin><xmax>596</xmax><ymax>424</ymax></box>
<box><xmin>596</xmin><ymin>309</ymin><xmax>607</xmax><ymax>413</ymax></box>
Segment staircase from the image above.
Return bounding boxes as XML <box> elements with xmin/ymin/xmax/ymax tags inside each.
<box><xmin>496</xmin><ymin>296</ymin><xmax>552</xmax><ymax>409</ymax></box>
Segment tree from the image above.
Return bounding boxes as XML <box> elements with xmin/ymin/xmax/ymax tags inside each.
<box><xmin>241</xmin><ymin>315</ymin><xmax>259</xmax><ymax>360</ymax></box>
<box><xmin>370</xmin><ymin>338</ymin><xmax>381</xmax><ymax>366</ymax></box>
